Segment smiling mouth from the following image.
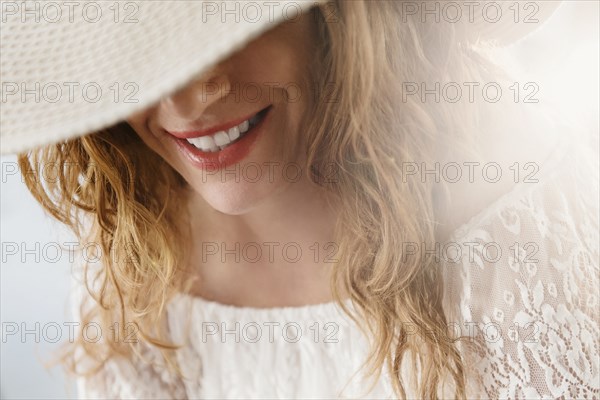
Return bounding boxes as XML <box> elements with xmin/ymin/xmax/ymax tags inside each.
<box><xmin>175</xmin><ymin>106</ymin><xmax>271</xmax><ymax>153</ymax></box>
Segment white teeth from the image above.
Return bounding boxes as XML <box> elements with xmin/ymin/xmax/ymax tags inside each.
<box><xmin>198</xmin><ymin>135</ymin><xmax>216</xmax><ymax>150</ymax></box>
<box><xmin>214</xmin><ymin>131</ymin><xmax>231</xmax><ymax>146</ymax></box>
<box><xmin>188</xmin><ymin>137</ymin><xmax>203</xmax><ymax>148</ymax></box>
<box><xmin>239</xmin><ymin>120</ymin><xmax>249</xmax><ymax>134</ymax></box>
<box><xmin>184</xmin><ymin>134</ymin><xmax>218</xmax><ymax>152</ymax></box>
<box><xmin>185</xmin><ymin>111</ymin><xmax>262</xmax><ymax>152</ymax></box>
<box><xmin>228</xmin><ymin>126</ymin><xmax>240</xmax><ymax>141</ymax></box>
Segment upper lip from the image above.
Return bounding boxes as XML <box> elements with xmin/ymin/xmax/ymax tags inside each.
<box><xmin>164</xmin><ymin>108</ymin><xmax>266</xmax><ymax>140</ymax></box>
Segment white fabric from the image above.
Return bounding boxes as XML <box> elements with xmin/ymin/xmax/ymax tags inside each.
<box><xmin>75</xmin><ymin>135</ymin><xmax>599</xmax><ymax>399</ymax></box>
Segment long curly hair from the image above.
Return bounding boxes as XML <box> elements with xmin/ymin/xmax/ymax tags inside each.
<box><xmin>19</xmin><ymin>1</ymin><xmax>503</xmax><ymax>398</ymax></box>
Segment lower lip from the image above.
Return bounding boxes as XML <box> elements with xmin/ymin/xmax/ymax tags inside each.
<box><xmin>171</xmin><ymin>108</ymin><xmax>271</xmax><ymax>170</ymax></box>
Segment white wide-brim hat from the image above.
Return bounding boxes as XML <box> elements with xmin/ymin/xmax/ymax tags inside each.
<box><xmin>0</xmin><ymin>0</ymin><xmax>561</xmax><ymax>154</ymax></box>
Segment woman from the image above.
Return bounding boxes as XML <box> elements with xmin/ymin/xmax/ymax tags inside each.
<box><xmin>2</xmin><ymin>0</ymin><xmax>598</xmax><ymax>398</ymax></box>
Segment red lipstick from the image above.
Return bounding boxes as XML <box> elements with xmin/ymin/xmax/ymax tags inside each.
<box><xmin>168</xmin><ymin>106</ymin><xmax>272</xmax><ymax>170</ymax></box>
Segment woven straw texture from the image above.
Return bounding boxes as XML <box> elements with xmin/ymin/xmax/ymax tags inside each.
<box><xmin>0</xmin><ymin>0</ymin><xmax>326</xmax><ymax>154</ymax></box>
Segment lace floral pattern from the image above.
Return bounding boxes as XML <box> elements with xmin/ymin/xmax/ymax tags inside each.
<box><xmin>443</xmin><ymin>142</ymin><xmax>599</xmax><ymax>399</ymax></box>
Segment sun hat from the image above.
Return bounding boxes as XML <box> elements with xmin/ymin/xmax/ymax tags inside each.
<box><xmin>0</xmin><ymin>0</ymin><xmax>561</xmax><ymax>155</ymax></box>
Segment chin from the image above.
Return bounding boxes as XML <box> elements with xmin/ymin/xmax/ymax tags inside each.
<box><xmin>189</xmin><ymin>178</ymin><xmax>284</xmax><ymax>216</ymax></box>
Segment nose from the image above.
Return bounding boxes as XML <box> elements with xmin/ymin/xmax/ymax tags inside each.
<box><xmin>159</xmin><ymin>65</ymin><xmax>231</xmax><ymax>122</ymax></box>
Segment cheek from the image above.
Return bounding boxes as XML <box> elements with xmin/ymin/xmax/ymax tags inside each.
<box><xmin>127</xmin><ymin>115</ymin><xmax>177</xmax><ymax>167</ymax></box>
<box><xmin>127</xmin><ymin>109</ymin><xmax>160</xmax><ymax>148</ymax></box>
<box><xmin>229</xmin><ymin>23</ymin><xmax>314</xmax><ymax>94</ymax></box>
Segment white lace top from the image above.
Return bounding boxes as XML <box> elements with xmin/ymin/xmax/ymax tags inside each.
<box><xmin>75</xmin><ymin>134</ymin><xmax>599</xmax><ymax>399</ymax></box>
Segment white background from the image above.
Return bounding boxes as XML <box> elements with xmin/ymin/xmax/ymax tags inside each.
<box><xmin>1</xmin><ymin>2</ymin><xmax>598</xmax><ymax>398</ymax></box>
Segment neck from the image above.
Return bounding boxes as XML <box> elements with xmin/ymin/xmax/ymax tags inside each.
<box><xmin>182</xmin><ymin>175</ymin><xmax>340</xmax><ymax>307</ymax></box>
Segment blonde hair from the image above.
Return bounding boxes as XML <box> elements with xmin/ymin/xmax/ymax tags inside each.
<box><xmin>19</xmin><ymin>1</ymin><xmax>502</xmax><ymax>398</ymax></box>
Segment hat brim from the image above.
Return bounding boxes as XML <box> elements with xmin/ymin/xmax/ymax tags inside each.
<box><xmin>1</xmin><ymin>0</ymin><xmax>562</xmax><ymax>154</ymax></box>
<box><xmin>0</xmin><ymin>0</ymin><xmax>327</xmax><ymax>154</ymax></box>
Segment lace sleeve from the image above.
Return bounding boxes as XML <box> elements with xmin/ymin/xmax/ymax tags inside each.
<box><xmin>443</xmin><ymin>147</ymin><xmax>600</xmax><ymax>398</ymax></box>
<box><xmin>70</xmin><ymin>285</ymin><xmax>188</xmax><ymax>399</ymax></box>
